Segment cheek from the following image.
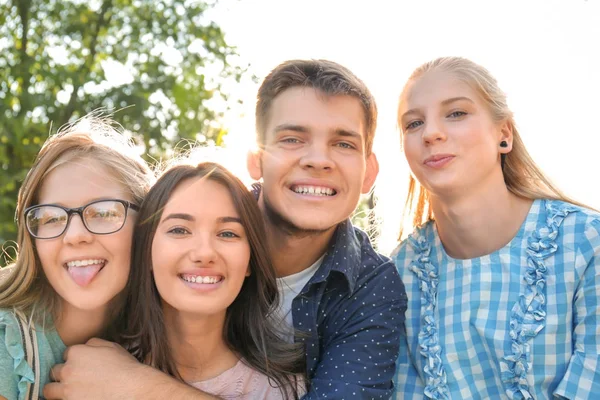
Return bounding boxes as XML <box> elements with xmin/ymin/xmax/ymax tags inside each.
<box><xmin>402</xmin><ymin>137</ymin><xmax>423</xmax><ymax>169</ymax></box>
<box><xmin>34</xmin><ymin>240</ymin><xmax>58</xmax><ymax>274</ymax></box>
<box><xmin>230</xmin><ymin>245</ymin><xmax>251</xmax><ymax>279</ymax></box>
<box><xmin>112</xmin><ymin>226</ymin><xmax>134</xmax><ymax>267</ymax></box>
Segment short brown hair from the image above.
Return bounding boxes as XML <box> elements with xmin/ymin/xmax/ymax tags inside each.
<box><xmin>256</xmin><ymin>59</ymin><xmax>378</xmax><ymax>155</ymax></box>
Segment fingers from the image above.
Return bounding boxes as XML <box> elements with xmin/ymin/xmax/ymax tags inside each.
<box><xmin>43</xmin><ymin>382</ymin><xmax>63</xmax><ymax>400</ymax></box>
<box><xmin>50</xmin><ymin>363</ymin><xmax>64</xmax><ymax>382</ymax></box>
<box><xmin>86</xmin><ymin>337</ymin><xmax>119</xmax><ymax>348</ymax></box>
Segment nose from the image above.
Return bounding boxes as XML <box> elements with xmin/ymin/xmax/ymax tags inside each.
<box><xmin>422</xmin><ymin>119</ymin><xmax>447</xmax><ymax>145</ymax></box>
<box><xmin>189</xmin><ymin>235</ymin><xmax>217</xmax><ymax>265</ymax></box>
<box><xmin>62</xmin><ymin>215</ymin><xmax>94</xmax><ymax>245</ymax></box>
<box><xmin>299</xmin><ymin>141</ymin><xmax>335</xmax><ymax>171</ymax></box>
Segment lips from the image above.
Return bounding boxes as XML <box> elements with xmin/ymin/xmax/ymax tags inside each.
<box><xmin>424</xmin><ymin>154</ymin><xmax>455</xmax><ymax>168</ymax></box>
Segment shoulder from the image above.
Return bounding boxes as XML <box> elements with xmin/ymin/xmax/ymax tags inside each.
<box><xmin>0</xmin><ymin>309</ymin><xmax>34</xmax><ymax>397</ymax></box>
<box><xmin>0</xmin><ymin>309</ymin><xmax>27</xmax><ymax>357</ymax></box>
<box><xmin>351</xmin><ymin>226</ymin><xmax>399</xmax><ymax>280</ymax></box>
<box><xmin>544</xmin><ymin>199</ymin><xmax>600</xmax><ymax>247</ymax></box>
<box><xmin>391</xmin><ymin>220</ymin><xmax>436</xmax><ymax>265</ymax></box>
<box><xmin>0</xmin><ymin>309</ymin><xmax>18</xmax><ymax>325</ymax></box>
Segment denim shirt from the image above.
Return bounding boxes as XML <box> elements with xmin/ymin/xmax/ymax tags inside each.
<box><xmin>295</xmin><ymin>220</ymin><xmax>407</xmax><ymax>400</ymax></box>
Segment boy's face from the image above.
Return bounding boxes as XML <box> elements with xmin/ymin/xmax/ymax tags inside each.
<box><xmin>249</xmin><ymin>87</ymin><xmax>378</xmax><ymax>236</ymax></box>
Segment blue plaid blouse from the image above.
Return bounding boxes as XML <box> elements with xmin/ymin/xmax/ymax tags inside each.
<box><xmin>393</xmin><ymin>199</ymin><xmax>600</xmax><ymax>399</ymax></box>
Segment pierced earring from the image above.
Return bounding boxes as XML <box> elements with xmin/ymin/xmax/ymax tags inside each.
<box><xmin>500</xmin><ymin>141</ymin><xmax>508</xmax><ymax>170</ymax></box>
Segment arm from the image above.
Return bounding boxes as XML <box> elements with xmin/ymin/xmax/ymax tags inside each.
<box><xmin>554</xmin><ymin>220</ymin><xmax>600</xmax><ymax>399</ymax></box>
<box><xmin>43</xmin><ymin>338</ymin><xmax>218</xmax><ymax>400</ymax></box>
<box><xmin>304</xmin><ymin>262</ymin><xmax>407</xmax><ymax>399</ymax></box>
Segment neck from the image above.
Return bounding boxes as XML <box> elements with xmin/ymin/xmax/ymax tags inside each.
<box><xmin>163</xmin><ymin>303</ymin><xmax>237</xmax><ymax>382</ymax></box>
<box><xmin>55</xmin><ymin>302</ymin><xmax>109</xmax><ymax>346</ymax></box>
<box><xmin>431</xmin><ymin>179</ymin><xmax>533</xmax><ymax>259</ymax></box>
<box><xmin>264</xmin><ymin>218</ymin><xmax>335</xmax><ymax>278</ymax></box>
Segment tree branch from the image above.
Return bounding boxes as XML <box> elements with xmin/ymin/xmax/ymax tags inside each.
<box><xmin>15</xmin><ymin>0</ymin><xmax>32</xmax><ymax>119</ymax></box>
<box><xmin>60</xmin><ymin>0</ymin><xmax>114</xmax><ymax>124</ymax></box>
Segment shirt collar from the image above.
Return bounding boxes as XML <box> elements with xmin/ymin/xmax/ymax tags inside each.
<box><xmin>306</xmin><ymin>219</ymin><xmax>362</xmax><ymax>293</ymax></box>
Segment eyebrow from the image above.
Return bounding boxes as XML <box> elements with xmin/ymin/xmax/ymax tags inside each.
<box><xmin>334</xmin><ymin>129</ymin><xmax>363</xmax><ymax>141</ymax></box>
<box><xmin>218</xmin><ymin>216</ymin><xmax>242</xmax><ymax>224</ymax></box>
<box><xmin>400</xmin><ymin>96</ymin><xmax>476</xmax><ymax>120</ymax></box>
<box><xmin>274</xmin><ymin>124</ymin><xmax>308</xmax><ymax>134</ymax></box>
<box><xmin>274</xmin><ymin>124</ymin><xmax>362</xmax><ymax>141</ymax></box>
<box><xmin>163</xmin><ymin>213</ymin><xmax>195</xmax><ymax>222</ymax></box>
<box><xmin>162</xmin><ymin>214</ymin><xmax>242</xmax><ymax>224</ymax></box>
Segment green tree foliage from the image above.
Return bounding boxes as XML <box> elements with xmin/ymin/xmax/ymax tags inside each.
<box><xmin>0</xmin><ymin>0</ymin><xmax>244</xmax><ymax>264</ymax></box>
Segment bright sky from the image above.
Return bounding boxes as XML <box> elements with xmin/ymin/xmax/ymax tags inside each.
<box><xmin>207</xmin><ymin>0</ymin><xmax>600</xmax><ymax>254</ymax></box>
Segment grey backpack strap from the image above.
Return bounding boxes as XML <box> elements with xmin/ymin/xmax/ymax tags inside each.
<box><xmin>15</xmin><ymin>311</ymin><xmax>40</xmax><ymax>400</ymax></box>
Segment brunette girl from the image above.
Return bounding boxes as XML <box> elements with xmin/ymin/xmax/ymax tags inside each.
<box><xmin>122</xmin><ymin>161</ymin><xmax>305</xmax><ymax>399</ymax></box>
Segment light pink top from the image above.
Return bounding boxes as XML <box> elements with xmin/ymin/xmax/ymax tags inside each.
<box><xmin>188</xmin><ymin>360</ymin><xmax>305</xmax><ymax>399</ymax></box>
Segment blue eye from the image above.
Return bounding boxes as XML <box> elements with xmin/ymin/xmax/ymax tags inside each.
<box><xmin>448</xmin><ymin>111</ymin><xmax>467</xmax><ymax>118</ymax></box>
<box><xmin>337</xmin><ymin>142</ymin><xmax>355</xmax><ymax>149</ymax></box>
<box><xmin>405</xmin><ymin>120</ymin><xmax>423</xmax><ymax>130</ymax></box>
<box><xmin>219</xmin><ymin>231</ymin><xmax>240</xmax><ymax>238</ymax></box>
<box><xmin>167</xmin><ymin>227</ymin><xmax>189</xmax><ymax>235</ymax></box>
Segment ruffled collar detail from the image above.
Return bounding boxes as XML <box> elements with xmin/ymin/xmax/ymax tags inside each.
<box><xmin>408</xmin><ymin>233</ymin><xmax>450</xmax><ymax>399</ymax></box>
<box><xmin>499</xmin><ymin>200</ymin><xmax>577</xmax><ymax>399</ymax></box>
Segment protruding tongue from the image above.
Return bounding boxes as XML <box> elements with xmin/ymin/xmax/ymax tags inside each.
<box><xmin>68</xmin><ymin>263</ymin><xmax>104</xmax><ymax>287</ymax></box>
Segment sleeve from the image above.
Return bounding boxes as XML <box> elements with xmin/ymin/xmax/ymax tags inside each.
<box><xmin>302</xmin><ymin>261</ymin><xmax>407</xmax><ymax>400</ymax></box>
<box><xmin>393</xmin><ymin>330</ymin><xmax>425</xmax><ymax>399</ymax></box>
<box><xmin>0</xmin><ymin>310</ymin><xmax>33</xmax><ymax>400</ymax></box>
<box><xmin>554</xmin><ymin>219</ymin><xmax>600</xmax><ymax>399</ymax></box>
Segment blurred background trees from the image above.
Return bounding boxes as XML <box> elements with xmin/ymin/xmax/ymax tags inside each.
<box><xmin>0</xmin><ymin>0</ymin><xmax>246</xmax><ymax>264</ymax></box>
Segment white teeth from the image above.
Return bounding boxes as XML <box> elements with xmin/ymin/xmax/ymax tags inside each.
<box><xmin>66</xmin><ymin>259</ymin><xmax>105</xmax><ymax>268</ymax></box>
<box><xmin>182</xmin><ymin>275</ymin><xmax>221</xmax><ymax>284</ymax></box>
<box><xmin>292</xmin><ymin>186</ymin><xmax>334</xmax><ymax>196</ymax></box>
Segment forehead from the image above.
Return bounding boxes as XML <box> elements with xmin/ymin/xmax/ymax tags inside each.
<box><xmin>400</xmin><ymin>70</ymin><xmax>480</xmax><ymax>112</ymax></box>
<box><xmin>163</xmin><ymin>177</ymin><xmax>238</xmax><ymax>216</ymax></box>
<box><xmin>266</xmin><ymin>87</ymin><xmax>367</xmax><ymax>138</ymax></box>
<box><xmin>38</xmin><ymin>158</ymin><xmax>128</xmax><ymax>205</ymax></box>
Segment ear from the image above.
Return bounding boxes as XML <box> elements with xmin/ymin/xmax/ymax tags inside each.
<box><xmin>245</xmin><ymin>264</ymin><xmax>251</xmax><ymax>277</ymax></box>
<box><xmin>247</xmin><ymin>150</ymin><xmax>263</xmax><ymax>181</ymax></box>
<box><xmin>361</xmin><ymin>152</ymin><xmax>379</xmax><ymax>194</ymax></box>
<box><xmin>499</xmin><ymin>120</ymin><xmax>513</xmax><ymax>153</ymax></box>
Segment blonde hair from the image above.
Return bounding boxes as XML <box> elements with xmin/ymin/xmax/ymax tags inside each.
<box><xmin>0</xmin><ymin>113</ymin><xmax>155</xmax><ymax>327</ymax></box>
<box><xmin>398</xmin><ymin>57</ymin><xmax>580</xmax><ymax>240</ymax></box>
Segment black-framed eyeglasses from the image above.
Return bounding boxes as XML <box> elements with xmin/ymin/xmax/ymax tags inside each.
<box><xmin>24</xmin><ymin>199</ymin><xmax>140</xmax><ymax>239</ymax></box>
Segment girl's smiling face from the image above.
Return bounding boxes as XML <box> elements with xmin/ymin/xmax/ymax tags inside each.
<box><xmin>151</xmin><ymin>177</ymin><xmax>251</xmax><ymax>318</ymax></box>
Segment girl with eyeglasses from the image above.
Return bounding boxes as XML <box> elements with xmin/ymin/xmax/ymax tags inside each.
<box><xmin>0</xmin><ymin>114</ymin><xmax>154</xmax><ymax>400</ymax></box>
<box><xmin>392</xmin><ymin>57</ymin><xmax>600</xmax><ymax>399</ymax></box>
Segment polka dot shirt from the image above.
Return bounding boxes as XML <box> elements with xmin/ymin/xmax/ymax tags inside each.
<box><xmin>293</xmin><ymin>220</ymin><xmax>408</xmax><ymax>399</ymax></box>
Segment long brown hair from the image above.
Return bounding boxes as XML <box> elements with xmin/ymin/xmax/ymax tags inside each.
<box><xmin>398</xmin><ymin>56</ymin><xmax>583</xmax><ymax>239</ymax></box>
<box><xmin>122</xmin><ymin>161</ymin><xmax>305</xmax><ymax>398</ymax></box>
<box><xmin>0</xmin><ymin>114</ymin><xmax>154</xmax><ymax>332</ymax></box>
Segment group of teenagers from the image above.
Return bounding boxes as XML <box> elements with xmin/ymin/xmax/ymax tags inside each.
<box><xmin>0</xmin><ymin>56</ymin><xmax>598</xmax><ymax>400</ymax></box>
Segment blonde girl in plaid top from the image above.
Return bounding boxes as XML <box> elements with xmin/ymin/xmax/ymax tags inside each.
<box><xmin>393</xmin><ymin>57</ymin><xmax>600</xmax><ymax>399</ymax></box>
